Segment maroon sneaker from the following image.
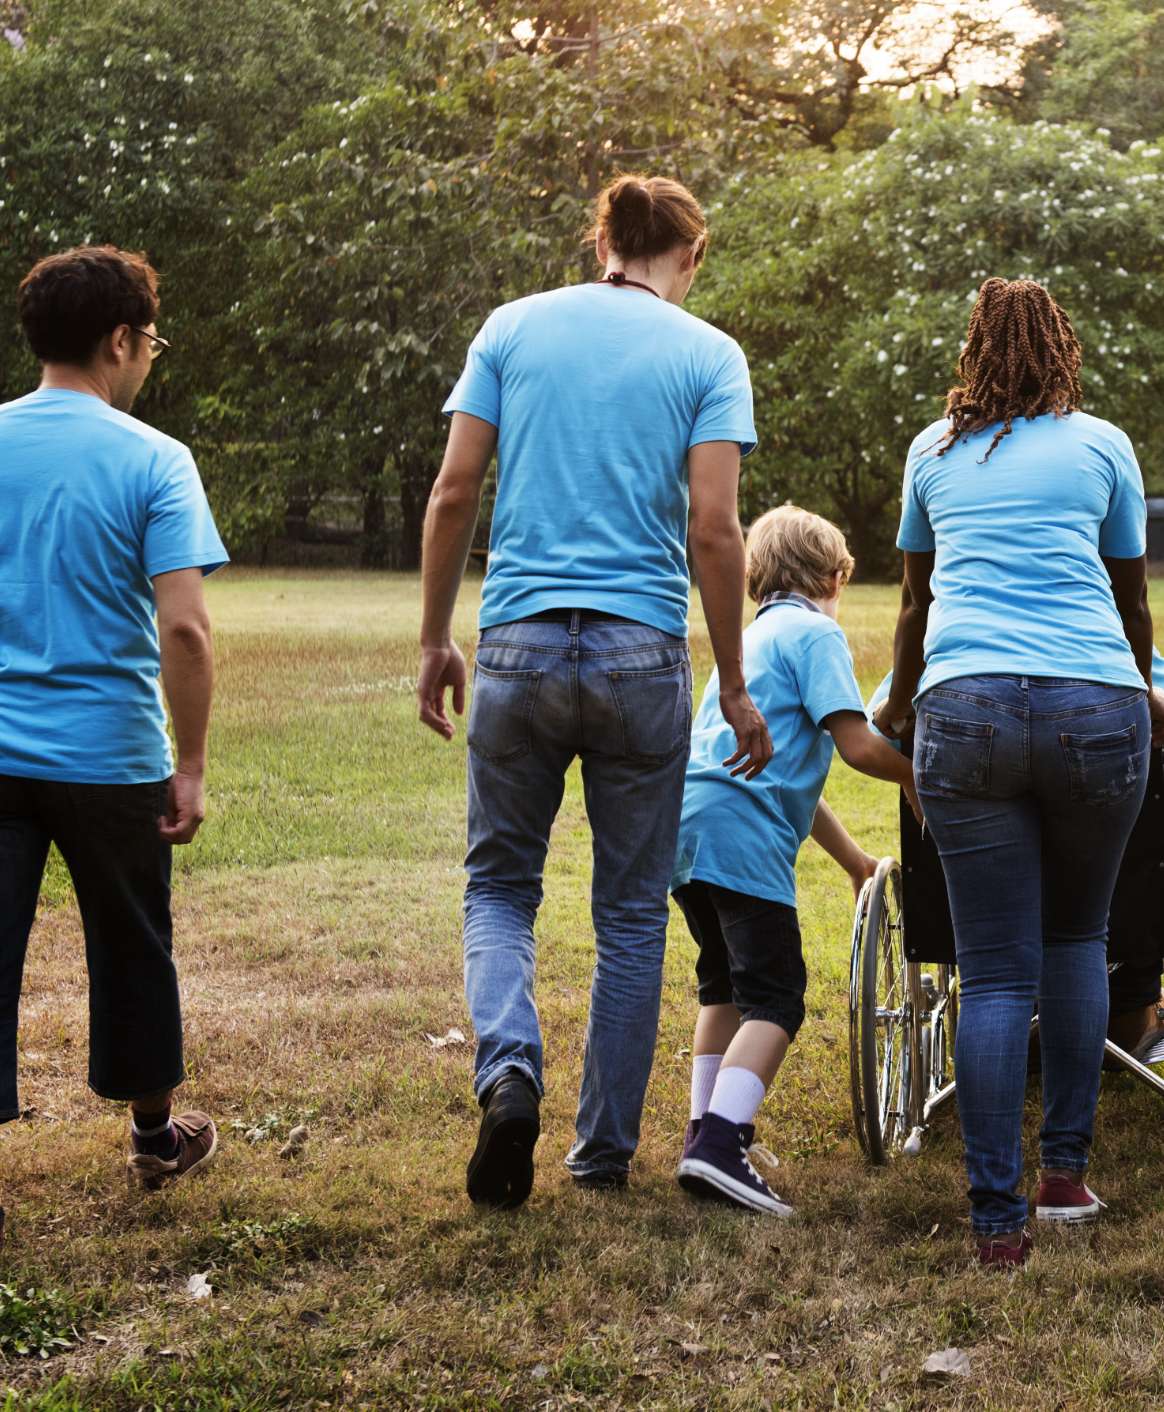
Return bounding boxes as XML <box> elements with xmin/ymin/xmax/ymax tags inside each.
<box><xmin>1035</xmin><ymin>1172</ymin><xmax>1104</xmax><ymax>1223</ymax></box>
<box><xmin>126</xmin><ymin>1112</ymin><xmax>218</xmax><ymax>1191</ymax></box>
<box><xmin>976</xmin><ymin>1229</ymin><xmax>1033</xmax><ymax>1267</ymax></box>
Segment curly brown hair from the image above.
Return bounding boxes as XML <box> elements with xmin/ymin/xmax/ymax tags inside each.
<box><xmin>937</xmin><ymin>277</ymin><xmax>1083</xmax><ymax>461</ymax></box>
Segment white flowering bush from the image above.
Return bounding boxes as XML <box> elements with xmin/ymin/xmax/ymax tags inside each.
<box><xmin>692</xmin><ymin>102</ymin><xmax>1164</xmax><ymax>573</ymax></box>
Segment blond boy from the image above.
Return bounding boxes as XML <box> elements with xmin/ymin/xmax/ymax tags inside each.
<box><xmin>671</xmin><ymin>506</ymin><xmax>918</xmax><ymax>1213</ymax></box>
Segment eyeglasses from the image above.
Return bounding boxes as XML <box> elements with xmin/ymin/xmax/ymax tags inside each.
<box><xmin>131</xmin><ymin>327</ymin><xmax>172</xmax><ymax>360</ymax></box>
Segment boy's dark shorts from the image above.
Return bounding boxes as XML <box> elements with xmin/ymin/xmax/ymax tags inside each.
<box><xmin>673</xmin><ymin>879</ymin><xmax>806</xmax><ymax>1041</ymax></box>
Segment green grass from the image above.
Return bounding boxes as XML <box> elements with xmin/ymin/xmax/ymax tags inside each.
<box><xmin>5</xmin><ymin>569</ymin><xmax>1164</xmax><ymax>1410</ymax></box>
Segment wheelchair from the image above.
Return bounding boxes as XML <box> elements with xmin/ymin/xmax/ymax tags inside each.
<box><xmin>849</xmin><ymin>745</ymin><xmax>1164</xmax><ymax>1164</ymax></box>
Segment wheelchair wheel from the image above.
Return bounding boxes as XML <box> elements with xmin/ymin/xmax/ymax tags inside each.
<box><xmin>849</xmin><ymin>858</ymin><xmax>913</xmax><ymax>1164</ymax></box>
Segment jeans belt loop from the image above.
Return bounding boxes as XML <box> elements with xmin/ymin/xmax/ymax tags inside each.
<box><xmin>569</xmin><ymin>609</ymin><xmax>581</xmax><ymax>636</ymax></box>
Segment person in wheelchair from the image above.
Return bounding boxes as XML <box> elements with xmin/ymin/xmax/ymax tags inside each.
<box><xmin>671</xmin><ymin>506</ymin><xmax>920</xmax><ymax>1214</ymax></box>
<box><xmin>874</xmin><ymin>277</ymin><xmax>1164</xmax><ymax>1266</ymax></box>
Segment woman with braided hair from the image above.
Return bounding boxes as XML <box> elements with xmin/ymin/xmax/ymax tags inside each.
<box><xmin>876</xmin><ymin>277</ymin><xmax>1164</xmax><ymax>1266</ymax></box>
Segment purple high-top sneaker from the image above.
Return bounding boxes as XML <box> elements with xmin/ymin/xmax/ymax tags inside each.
<box><xmin>677</xmin><ymin>1112</ymin><xmax>794</xmax><ymax>1216</ymax></box>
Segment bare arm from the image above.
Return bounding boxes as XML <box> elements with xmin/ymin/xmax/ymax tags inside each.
<box><xmin>687</xmin><ymin>441</ymin><xmax>772</xmax><ymax>779</ymax></box>
<box><xmin>811</xmin><ymin>798</ymin><xmax>877</xmax><ymax>897</ymax></box>
<box><xmin>1104</xmin><ymin>554</ymin><xmax>1164</xmax><ymax>746</ymax></box>
<box><xmin>875</xmin><ymin>551</ymin><xmax>935</xmax><ymax>736</ymax></box>
<box><xmin>154</xmin><ymin>568</ymin><xmax>213</xmax><ymax>844</ymax></box>
<box><xmin>418</xmin><ymin>412</ymin><xmax>495</xmax><ymax>739</ymax></box>
<box><xmin>826</xmin><ymin>710</ymin><xmax>922</xmax><ymax>822</ymax></box>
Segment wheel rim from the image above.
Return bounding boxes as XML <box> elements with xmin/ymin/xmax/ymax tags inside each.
<box><xmin>858</xmin><ymin>860</ymin><xmax>912</xmax><ymax>1163</ymax></box>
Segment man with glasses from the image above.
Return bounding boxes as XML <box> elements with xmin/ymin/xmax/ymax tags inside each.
<box><xmin>0</xmin><ymin>245</ymin><xmax>227</xmax><ymax>1216</ymax></box>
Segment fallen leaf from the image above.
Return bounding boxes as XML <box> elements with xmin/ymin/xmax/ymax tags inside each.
<box><xmin>279</xmin><ymin>1125</ymin><xmax>310</xmax><ymax>1159</ymax></box>
<box><xmin>158</xmin><ymin>1348</ymin><xmax>179</xmax><ymax>1358</ymax></box>
<box><xmin>89</xmin><ymin>1333</ymin><xmax>110</xmax><ymax>1345</ymax></box>
<box><xmin>922</xmin><ymin>1347</ymin><xmax>971</xmax><ymax>1379</ymax></box>
<box><xmin>244</xmin><ymin>1127</ymin><xmax>267</xmax><ymax>1144</ymax></box>
<box><xmin>298</xmin><ymin>1310</ymin><xmax>325</xmax><ymax>1327</ymax></box>
<box><xmin>423</xmin><ymin>1027</ymin><xmax>467</xmax><ymax>1049</ymax></box>
<box><xmin>530</xmin><ymin>1363</ymin><xmax>549</xmax><ymax>1379</ymax></box>
<box><xmin>679</xmin><ymin>1342</ymin><xmax>709</xmax><ymax>1359</ymax></box>
<box><xmin>185</xmin><ymin>1272</ymin><xmax>212</xmax><ymax>1300</ymax></box>
<box><xmin>927</xmin><ymin>1222</ymin><xmax>940</xmax><ymax>1239</ymax></box>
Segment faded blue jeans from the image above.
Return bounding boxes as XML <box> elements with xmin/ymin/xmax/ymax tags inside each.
<box><xmin>916</xmin><ymin>675</ymin><xmax>1149</xmax><ymax>1235</ymax></box>
<box><xmin>464</xmin><ymin>609</ymin><xmax>692</xmax><ymax>1181</ymax></box>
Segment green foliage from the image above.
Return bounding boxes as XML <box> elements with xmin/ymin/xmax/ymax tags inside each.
<box><xmin>1022</xmin><ymin>0</ymin><xmax>1164</xmax><ymax>150</ymax></box>
<box><xmin>0</xmin><ymin>1283</ymin><xmax>78</xmax><ymax>1359</ymax></box>
<box><xmin>693</xmin><ymin>103</ymin><xmax>1164</xmax><ymax>573</ymax></box>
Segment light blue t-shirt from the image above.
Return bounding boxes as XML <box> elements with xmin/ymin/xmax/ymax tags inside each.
<box><xmin>443</xmin><ymin>283</ymin><xmax>756</xmax><ymax>639</ymax></box>
<box><xmin>897</xmin><ymin>411</ymin><xmax>1147</xmax><ymax>699</ymax></box>
<box><xmin>0</xmin><ymin>389</ymin><xmax>228</xmax><ymax>784</ymax></box>
<box><xmin>671</xmin><ymin>598</ymin><xmax>866</xmax><ymax>908</ymax></box>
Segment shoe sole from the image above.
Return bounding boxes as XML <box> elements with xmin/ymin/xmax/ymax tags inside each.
<box><xmin>677</xmin><ymin>1158</ymin><xmax>794</xmax><ymax>1216</ymax></box>
<box><xmin>467</xmin><ymin>1114</ymin><xmax>539</xmax><ymax>1209</ymax></box>
<box><xmin>1035</xmin><ymin>1202</ymin><xmax>1100</xmax><ymax>1223</ymax></box>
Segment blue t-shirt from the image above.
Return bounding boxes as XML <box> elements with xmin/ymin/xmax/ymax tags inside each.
<box><xmin>0</xmin><ymin>389</ymin><xmax>228</xmax><ymax>783</ymax></box>
<box><xmin>671</xmin><ymin>598</ymin><xmax>866</xmax><ymax>908</ymax></box>
<box><xmin>443</xmin><ymin>283</ymin><xmax>756</xmax><ymax>639</ymax></box>
<box><xmin>897</xmin><ymin>411</ymin><xmax>1147</xmax><ymax>699</ymax></box>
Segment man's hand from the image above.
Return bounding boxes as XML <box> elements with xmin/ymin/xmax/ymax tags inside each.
<box><xmin>159</xmin><ymin>768</ymin><xmax>205</xmax><ymax>844</ymax></box>
<box><xmin>418</xmin><ymin>642</ymin><xmax>467</xmax><ymax>740</ymax></box>
<box><xmin>719</xmin><ymin>683</ymin><xmax>773</xmax><ymax>780</ymax></box>
<box><xmin>1149</xmin><ymin>686</ymin><xmax>1164</xmax><ymax>748</ymax></box>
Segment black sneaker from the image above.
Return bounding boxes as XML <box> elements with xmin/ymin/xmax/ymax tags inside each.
<box><xmin>677</xmin><ymin>1112</ymin><xmax>794</xmax><ymax>1216</ymax></box>
<box><xmin>679</xmin><ymin>1118</ymin><xmax>701</xmax><ymax>1166</ymax></box>
<box><xmin>466</xmin><ymin>1072</ymin><xmax>540</xmax><ymax>1208</ymax></box>
<box><xmin>571</xmin><ymin>1168</ymin><xmax>628</xmax><ymax>1192</ymax></box>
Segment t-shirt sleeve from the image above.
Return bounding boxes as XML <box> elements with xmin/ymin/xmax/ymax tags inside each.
<box><xmin>896</xmin><ymin>434</ymin><xmax>936</xmax><ymax>553</ymax></box>
<box><xmin>442</xmin><ymin>313</ymin><xmax>501</xmax><ymax>426</ymax></box>
<box><xmin>1098</xmin><ymin>430</ymin><xmax>1147</xmax><ymax>558</ymax></box>
<box><xmin>689</xmin><ymin>339</ymin><xmax>757</xmax><ymax>457</ymax></box>
<box><xmin>794</xmin><ymin>630</ymin><xmax>865</xmax><ymax>727</ymax></box>
<box><xmin>143</xmin><ymin>448</ymin><xmax>229</xmax><ymax>578</ymax></box>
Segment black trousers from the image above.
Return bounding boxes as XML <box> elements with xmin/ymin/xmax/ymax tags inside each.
<box><xmin>0</xmin><ymin>774</ymin><xmax>183</xmax><ymax>1118</ymax></box>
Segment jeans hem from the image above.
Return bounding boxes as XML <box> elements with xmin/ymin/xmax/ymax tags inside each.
<box><xmin>1037</xmin><ymin>1157</ymin><xmax>1088</xmax><ymax>1174</ymax></box>
<box><xmin>971</xmin><ymin>1214</ymin><xmax>1029</xmax><ymax>1237</ymax></box>
<box><xmin>563</xmin><ymin>1157</ymin><xmax>630</xmax><ymax>1180</ymax></box>
<box><xmin>474</xmin><ymin>1059</ymin><xmax>543</xmax><ymax>1104</ymax></box>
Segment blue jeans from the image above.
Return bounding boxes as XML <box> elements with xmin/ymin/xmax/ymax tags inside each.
<box><xmin>463</xmin><ymin>609</ymin><xmax>692</xmax><ymax>1180</ymax></box>
<box><xmin>916</xmin><ymin>676</ymin><xmax>1149</xmax><ymax>1235</ymax></box>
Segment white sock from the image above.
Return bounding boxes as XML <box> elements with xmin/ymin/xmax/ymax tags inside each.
<box><xmin>707</xmin><ymin>1066</ymin><xmax>767</xmax><ymax>1127</ymax></box>
<box><xmin>690</xmin><ymin>1054</ymin><xmax>723</xmax><ymax>1121</ymax></box>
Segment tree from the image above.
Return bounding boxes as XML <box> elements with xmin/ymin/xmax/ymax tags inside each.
<box><xmin>1017</xmin><ymin>0</ymin><xmax>1164</xmax><ymax>150</ymax></box>
<box><xmin>691</xmin><ymin>103</ymin><xmax>1164</xmax><ymax>574</ymax></box>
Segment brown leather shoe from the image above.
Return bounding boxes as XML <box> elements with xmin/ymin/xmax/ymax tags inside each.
<box><xmin>126</xmin><ymin>1111</ymin><xmax>218</xmax><ymax>1191</ymax></box>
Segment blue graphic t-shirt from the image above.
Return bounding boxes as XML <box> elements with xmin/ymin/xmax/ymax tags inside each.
<box><xmin>443</xmin><ymin>282</ymin><xmax>756</xmax><ymax>639</ymax></box>
<box><xmin>897</xmin><ymin>411</ymin><xmax>1147</xmax><ymax>699</ymax></box>
<box><xmin>0</xmin><ymin>389</ymin><xmax>228</xmax><ymax>783</ymax></box>
<box><xmin>672</xmin><ymin>598</ymin><xmax>866</xmax><ymax>908</ymax></box>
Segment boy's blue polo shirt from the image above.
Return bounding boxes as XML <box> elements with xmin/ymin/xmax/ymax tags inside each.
<box><xmin>443</xmin><ymin>282</ymin><xmax>756</xmax><ymax>640</ymax></box>
<box><xmin>898</xmin><ymin>411</ymin><xmax>1147</xmax><ymax>700</ymax></box>
<box><xmin>0</xmin><ymin>389</ymin><xmax>228</xmax><ymax>784</ymax></box>
<box><xmin>672</xmin><ymin>597</ymin><xmax>865</xmax><ymax>908</ymax></box>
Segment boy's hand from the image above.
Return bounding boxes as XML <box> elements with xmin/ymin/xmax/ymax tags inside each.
<box><xmin>719</xmin><ymin>684</ymin><xmax>773</xmax><ymax>779</ymax></box>
<box><xmin>849</xmin><ymin>850</ymin><xmax>878</xmax><ymax>900</ymax></box>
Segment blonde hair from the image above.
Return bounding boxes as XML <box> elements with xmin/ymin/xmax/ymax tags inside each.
<box><xmin>745</xmin><ymin>505</ymin><xmax>855</xmax><ymax>604</ymax></box>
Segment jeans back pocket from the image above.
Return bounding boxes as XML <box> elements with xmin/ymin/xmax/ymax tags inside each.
<box><xmin>918</xmin><ymin>713</ymin><xmax>994</xmax><ymax>798</ymax></box>
<box><xmin>467</xmin><ymin>663</ymin><xmax>541</xmax><ymax>764</ymax></box>
<box><xmin>606</xmin><ymin>660</ymin><xmax>692</xmax><ymax>765</ymax></box>
<box><xmin>1060</xmin><ymin>723</ymin><xmax>1140</xmax><ymax>805</ymax></box>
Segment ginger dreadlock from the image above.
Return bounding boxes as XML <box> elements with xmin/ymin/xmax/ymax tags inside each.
<box><xmin>936</xmin><ymin>277</ymin><xmax>1084</xmax><ymax>461</ymax></box>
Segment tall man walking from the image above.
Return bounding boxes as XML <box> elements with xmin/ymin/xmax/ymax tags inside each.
<box><xmin>0</xmin><ymin>246</ymin><xmax>227</xmax><ymax>1196</ymax></box>
<box><xmin>419</xmin><ymin>175</ymin><xmax>771</xmax><ymax>1205</ymax></box>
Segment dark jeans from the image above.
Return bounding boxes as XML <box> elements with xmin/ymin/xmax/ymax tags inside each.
<box><xmin>464</xmin><ymin>609</ymin><xmax>691</xmax><ymax>1181</ymax></box>
<box><xmin>673</xmin><ymin>880</ymin><xmax>807</xmax><ymax>1041</ymax></box>
<box><xmin>0</xmin><ymin>774</ymin><xmax>183</xmax><ymax>1118</ymax></box>
<box><xmin>916</xmin><ymin>676</ymin><xmax>1149</xmax><ymax>1235</ymax></box>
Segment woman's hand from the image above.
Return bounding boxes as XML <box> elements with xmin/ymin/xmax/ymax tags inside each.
<box><xmin>1149</xmin><ymin>686</ymin><xmax>1164</xmax><ymax>749</ymax></box>
<box><xmin>872</xmin><ymin>698</ymin><xmax>914</xmax><ymax>741</ymax></box>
